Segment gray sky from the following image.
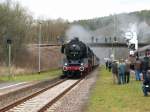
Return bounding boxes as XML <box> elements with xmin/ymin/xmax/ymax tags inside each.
<box><xmin>13</xmin><ymin>0</ymin><xmax>150</xmax><ymax>21</ymax></box>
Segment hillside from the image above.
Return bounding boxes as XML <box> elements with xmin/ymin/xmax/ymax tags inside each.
<box><xmin>72</xmin><ymin>10</ymin><xmax>150</xmax><ymax>43</ymax></box>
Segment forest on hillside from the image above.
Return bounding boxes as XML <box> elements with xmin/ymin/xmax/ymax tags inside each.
<box><xmin>73</xmin><ymin>10</ymin><xmax>150</xmax><ymax>43</ymax></box>
<box><xmin>0</xmin><ymin>1</ymin><xmax>68</xmax><ymax>66</ymax></box>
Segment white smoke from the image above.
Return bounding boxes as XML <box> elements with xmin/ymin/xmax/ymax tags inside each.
<box><xmin>128</xmin><ymin>23</ymin><xmax>137</xmax><ymax>33</ymax></box>
<box><xmin>123</xmin><ymin>22</ymin><xmax>150</xmax><ymax>42</ymax></box>
<box><xmin>65</xmin><ymin>25</ymin><xmax>92</xmax><ymax>43</ymax></box>
<box><xmin>137</xmin><ymin>22</ymin><xmax>150</xmax><ymax>41</ymax></box>
<box><xmin>118</xmin><ymin>14</ymin><xmax>150</xmax><ymax>42</ymax></box>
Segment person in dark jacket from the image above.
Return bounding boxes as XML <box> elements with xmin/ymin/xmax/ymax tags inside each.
<box><xmin>141</xmin><ymin>52</ymin><xmax>149</xmax><ymax>79</ymax></box>
<box><xmin>111</xmin><ymin>60</ymin><xmax>118</xmax><ymax>84</ymax></box>
<box><xmin>125</xmin><ymin>59</ymin><xmax>130</xmax><ymax>83</ymax></box>
<box><xmin>142</xmin><ymin>70</ymin><xmax>150</xmax><ymax>96</ymax></box>
<box><xmin>105</xmin><ymin>60</ymin><xmax>108</xmax><ymax>70</ymax></box>
<box><xmin>108</xmin><ymin>61</ymin><xmax>112</xmax><ymax>72</ymax></box>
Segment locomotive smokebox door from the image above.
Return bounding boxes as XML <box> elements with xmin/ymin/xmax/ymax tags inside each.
<box><xmin>6</xmin><ymin>38</ymin><xmax>12</xmax><ymax>44</ymax></box>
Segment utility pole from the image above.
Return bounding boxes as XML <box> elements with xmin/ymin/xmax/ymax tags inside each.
<box><xmin>105</xmin><ymin>37</ymin><xmax>107</xmax><ymax>43</ymax></box>
<box><xmin>96</xmin><ymin>38</ymin><xmax>98</xmax><ymax>43</ymax></box>
<box><xmin>7</xmin><ymin>38</ymin><xmax>12</xmax><ymax>78</ymax></box>
<box><xmin>91</xmin><ymin>36</ymin><xmax>94</xmax><ymax>43</ymax></box>
<box><xmin>38</xmin><ymin>22</ymin><xmax>42</xmax><ymax>74</ymax></box>
<box><xmin>60</xmin><ymin>36</ymin><xmax>64</xmax><ymax>67</ymax></box>
<box><xmin>113</xmin><ymin>14</ymin><xmax>117</xmax><ymax>60</ymax></box>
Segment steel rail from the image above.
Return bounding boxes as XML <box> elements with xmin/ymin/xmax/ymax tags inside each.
<box><xmin>38</xmin><ymin>78</ymin><xmax>82</xmax><ymax>112</ymax></box>
<box><xmin>0</xmin><ymin>79</ymin><xmax>66</xmax><ymax>112</ymax></box>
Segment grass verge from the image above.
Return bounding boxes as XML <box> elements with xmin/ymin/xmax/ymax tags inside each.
<box><xmin>0</xmin><ymin>69</ymin><xmax>61</xmax><ymax>82</ymax></box>
<box><xmin>87</xmin><ymin>67</ymin><xmax>150</xmax><ymax>112</ymax></box>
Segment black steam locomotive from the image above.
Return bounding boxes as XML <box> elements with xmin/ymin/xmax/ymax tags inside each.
<box><xmin>61</xmin><ymin>37</ymin><xmax>99</xmax><ymax>78</ymax></box>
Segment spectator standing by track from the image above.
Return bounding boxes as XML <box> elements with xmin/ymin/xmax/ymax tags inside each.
<box><xmin>105</xmin><ymin>60</ymin><xmax>108</xmax><ymax>70</ymax></box>
<box><xmin>142</xmin><ymin>70</ymin><xmax>150</xmax><ymax>96</ymax></box>
<box><xmin>111</xmin><ymin>60</ymin><xmax>118</xmax><ymax>84</ymax></box>
<box><xmin>108</xmin><ymin>61</ymin><xmax>112</xmax><ymax>72</ymax></box>
<box><xmin>135</xmin><ymin>58</ymin><xmax>142</xmax><ymax>81</ymax></box>
<box><xmin>118</xmin><ymin>59</ymin><xmax>125</xmax><ymax>84</ymax></box>
<box><xmin>141</xmin><ymin>52</ymin><xmax>149</xmax><ymax>79</ymax></box>
<box><xmin>125</xmin><ymin>59</ymin><xmax>130</xmax><ymax>83</ymax></box>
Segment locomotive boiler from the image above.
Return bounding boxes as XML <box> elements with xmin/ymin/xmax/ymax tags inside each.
<box><xmin>61</xmin><ymin>37</ymin><xmax>99</xmax><ymax>78</ymax></box>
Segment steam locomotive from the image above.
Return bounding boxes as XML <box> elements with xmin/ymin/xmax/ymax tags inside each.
<box><xmin>61</xmin><ymin>37</ymin><xmax>99</xmax><ymax>78</ymax></box>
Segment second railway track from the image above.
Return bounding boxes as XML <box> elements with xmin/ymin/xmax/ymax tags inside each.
<box><xmin>0</xmin><ymin>78</ymin><xmax>82</xmax><ymax>112</ymax></box>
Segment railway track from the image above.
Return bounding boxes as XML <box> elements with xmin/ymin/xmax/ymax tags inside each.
<box><xmin>0</xmin><ymin>77</ymin><xmax>62</xmax><ymax>109</ymax></box>
<box><xmin>0</xmin><ymin>78</ymin><xmax>82</xmax><ymax>112</ymax></box>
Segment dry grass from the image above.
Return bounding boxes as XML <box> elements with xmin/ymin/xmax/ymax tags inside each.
<box><xmin>87</xmin><ymin>67</ymin><xmax>150</xmax><ymax>112</ymax></box>
<box><xmin>0</xmin><ymin>69</ymin><xmax>61</xmax><ymax>82</ymax></box>
<box><xmin>0</xmin><ymin>46</ymin><xmax>62</xmax><ymax>76</ymax></box>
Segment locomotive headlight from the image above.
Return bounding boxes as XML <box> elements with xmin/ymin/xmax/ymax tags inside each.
<box><xmin>64</xmin><ymin>63</ymin><xmax>68</xmax><ymax>66</ymax></box>
<box><xmin>81</xmin><ymin>63</ymin><xmax>84</xmax><ymax>66</ymax></box>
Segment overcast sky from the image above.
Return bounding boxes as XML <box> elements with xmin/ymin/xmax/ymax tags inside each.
<box><xmin>13</xmin><ymin>0</ymin><xmax>150</xmax><ymax>21</ymax></box>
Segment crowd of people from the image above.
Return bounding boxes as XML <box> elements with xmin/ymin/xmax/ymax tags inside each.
<box><xmin>105</xmin><ymin>52</ymin><xmax>150</xmax><ymax>96</ymax></box>
<box><xmin>106</xmin><ymin>59</ymin><xmax>131</xmax><ymax>84</ymax></box>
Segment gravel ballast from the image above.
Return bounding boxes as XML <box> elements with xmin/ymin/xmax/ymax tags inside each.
<box><xmin>46</xmin><ymin>68</ymin><xmax>99</xmax><ymax>112</ymax></box>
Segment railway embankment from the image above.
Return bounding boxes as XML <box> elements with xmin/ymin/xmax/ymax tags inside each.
<box><xmin>0</xmin><ymin>46</ymin><xmax>62</xmax><ymax>76</ymax></box>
